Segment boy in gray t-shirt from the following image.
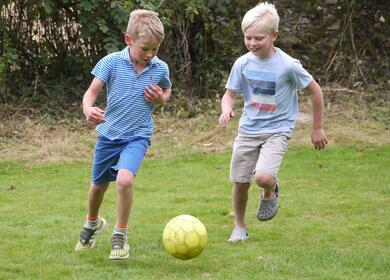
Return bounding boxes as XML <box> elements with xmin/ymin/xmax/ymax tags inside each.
<box><xmin>219</xmin><ymin>2</ymin><xmax>328</xmax><ymax>243</ymax></box>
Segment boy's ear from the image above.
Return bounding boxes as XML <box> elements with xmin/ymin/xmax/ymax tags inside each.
<box><xmin>272</xmin><ymin>32</ymin><xmax>279</xmax><ymax>42</ymax></box>
<box><xmin>125</xmin><ymin>34</ymin><xmax>133</xmax><ymax>45</ymax></box>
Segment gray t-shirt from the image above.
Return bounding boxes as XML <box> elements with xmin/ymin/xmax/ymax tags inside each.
<box><xmin>226</xmin><ymin>48</ymin><xmax>313</xmax><ymax>134</ymax></box>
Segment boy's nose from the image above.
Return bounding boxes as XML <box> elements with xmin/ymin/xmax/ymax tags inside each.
<box><xmin>247</xmin><ymin>40</ymin><xmax>256</xmax><ymax>46</ymax></box>
<box><xmin>146</xmin><ymin>51</ymin><xmax>154</xmax><ymax>58</ymax></box>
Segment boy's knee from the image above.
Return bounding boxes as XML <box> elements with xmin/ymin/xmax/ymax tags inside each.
<box><xmin>254</xmin><ymin>171</ymin><xmax>275</xmax><ymax>188</ymax></box>
<box><xmin>116</xmin><ymin>170</ymin><xmax>134</xmax><ymax>190</ymax></box>
<box><xmin>90</xmin><ymin>182</ymin><xmax>109</xmax><ymax>194</ymax></box>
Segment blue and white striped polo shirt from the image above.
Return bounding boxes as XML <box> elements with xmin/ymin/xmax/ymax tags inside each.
<box><xmin>92</xmin><ymin>46</ymin><xmax>172</xmax><ymax>140</ymax></box>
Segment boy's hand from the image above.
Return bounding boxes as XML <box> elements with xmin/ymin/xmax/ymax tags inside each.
<box><xmin>84</xmin><ymin>106</ymin><xmax>105</xmax><ymax>125</ymax></box>
<box><xmin>144</xmin><ymin>84</ymin><xmax>164</xmax><ymax>104</ymax></box>
<box><xmin>219</xmin><ymin>110</ymin><xmax>235</xmax><ymax>126</ymax></box>
<box><xmin>311</xmin><ymin>128</ymin><xmax>328</xmax><ymax>150</ymax></box>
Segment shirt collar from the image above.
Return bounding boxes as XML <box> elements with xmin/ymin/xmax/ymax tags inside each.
<box><xmin>119</xmin><ymin>46</ymin><xmax>158</xmax><ymax>67</ymax></box>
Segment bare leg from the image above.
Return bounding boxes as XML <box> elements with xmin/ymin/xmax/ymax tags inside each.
<box><xmin>115</xmin><ymin>169</ymin><xmax>134</xmax><ymax>226</ymax></box>
<box><xmin>75</xmin><ymin>182</ymin><xmax>109</xmax><ymax>252</ymax></box>
<box><xmin>232</xmin><ymin>182</ymin><xmax>251</xmax><ymax>229</ymax></box>
<box><xmin>254</xmin><ymin>171</ymin><xmax>276</xmax><ymax>199</ymax></box>
<box><xmin>88</xmin><ymin>182</ymin><xmax>109</xmax><ymax>218</ymax></box>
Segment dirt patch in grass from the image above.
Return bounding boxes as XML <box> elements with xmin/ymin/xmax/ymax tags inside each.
<box><xmin>1</xmin><ymin>92</ymin><xmax>389</xmax><ymax>164</ymax></box>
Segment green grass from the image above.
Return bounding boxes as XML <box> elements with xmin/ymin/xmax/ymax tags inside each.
<box><xmin>1</xmin><ymin>146</ymin><xmax>390</xmax><ymax>279</ymax></box>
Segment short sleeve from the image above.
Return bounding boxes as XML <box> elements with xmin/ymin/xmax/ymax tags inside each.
<box><xmin>225</xmin><ymin>59</ymin><xmax>243</xmax><ymax>93</ymax></box>
<box><xmin>91</xmin><ymin>54</ymin><xmax>115</xmax><ymax>83</ymax></box>
<box><xmin>157</xmin><ymin>63</ymin><xmax>172</xmax><ymax>88</ymax></box>
<box><xmin>290</xmin><ymin>60</ymin><xmax>313</xmax><ymax>89</ymax></box>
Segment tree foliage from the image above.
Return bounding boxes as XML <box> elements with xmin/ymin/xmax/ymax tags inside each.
<box><xmin>0</xmin><ymin>0</ymin><xmax>389</xmax><ymax>110</ymax></box>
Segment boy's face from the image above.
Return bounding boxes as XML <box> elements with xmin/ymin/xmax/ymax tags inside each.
<box><xmin>244</xmin><ymin>26</ymin><xmax>278</xmax><ymax>59</ymax></box>
<box><xmin>125</xmin><ymin>34</ymin><xmax>161</xmax><ymax>67</ymax></box>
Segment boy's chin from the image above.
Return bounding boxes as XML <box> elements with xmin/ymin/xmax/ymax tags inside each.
<box><xmin>250</xmin><ymin>51</ymin><xmax>263</xmax><ymax>57</ymax></box>
<box><xmin>250</xmin><ymin>50</ymin><xmax>272</xmax><ymax>59</ymax></box>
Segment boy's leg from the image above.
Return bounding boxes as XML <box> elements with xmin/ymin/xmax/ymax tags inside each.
<box><xmin>254</xmin><ymin>172</ymin><xmax>276</xmax><ymax>199</ymax></box>
<box><xmin>75</xmin><ymin>182</ymin><xmax>109</xmax><ymax>252</ymax></box>
<box><xmin>88</xmin><ymin>182</ymin><xmax>110</xmax><ymax>218</ymax></box>
<box><xmin>109</xmin><ymin>137</ymin><xmax>149</xmax><ymax>260</ymax></box>
<box><xmin>228</xmin><ymin>182</ymin><xmax>250</xmax><ymax>242</ymax></box>
<box><xmin>108</xmin><ymin>169</ymin><xmax>133</xmax><ymax>260</ymax></box>
<box><xmin>254</xmin><ymin>132</ymin><xmax>291</xmax><ymax>188</ymax></box>
<box><xmin>232</xmin><ymin>182</ymin><xmax>251</xmax><ymax>229</ymax></box>
<box><xmin>228</xmin><ymin>134</ymin><xmax>261</xmax><ymax>242</ymax></box>
<box><xmin>255</xmin><ymin>132</ymin><xmax>291</xmax><ymax>221</ymax></box>
<box><xmin>115</xmin><ymin>169</ymin><xmax>134</xmax><ymax>228</ymax></box>
<box><xmin>75</xmin><ymin>136</ymin><xmax>121</xmax><ymax>252</ymax></box>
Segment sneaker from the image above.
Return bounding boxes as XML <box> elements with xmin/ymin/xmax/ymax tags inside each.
<box><xmin>109</xmin><ymin>233</ymin><xmax>130</xmax><ymax>260</ymax></box>
<box><xmin>228</xmin><ymin>227</ymin><xmax>249</xmax><ymax>243</ymax></box>
<box><xmin>75</xmin><ymin>217</ymin><xmax>107</xmax><ymax>252</ymax></box>
<box><xmin>257</xmin><ymin>184</ymin><xmax>279</xmax><ymax>221</ymax></box>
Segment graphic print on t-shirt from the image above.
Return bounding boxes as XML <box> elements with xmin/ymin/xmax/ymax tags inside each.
<box><xmin>244</xmin><ymin>70</ymin><xmax>276</xmax><ymax>112</ymax></box>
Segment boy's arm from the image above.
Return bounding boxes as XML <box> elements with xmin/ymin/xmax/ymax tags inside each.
<box><xmin>160</xmin><ymin>87</ymin><xmax>172</xmax><ymax>103</ymax></box>
<box><xmin>82</xmin><ymin>77</ymin><xmax>106</xmax><ymax>125</ymax></box>
<box><xmin>144</xmin><ymin>84</ymin><xmax>171</xmax><ymax>105</ymax></box>
<box><xmin>306</xmin><ymin>80</ymin><xmax>328</xmax><ymax>150</ymax></box>
<box><xmin>219</xmin><ymin>89</ymin><xmax>237</xmax><ymax>126</ymax></box>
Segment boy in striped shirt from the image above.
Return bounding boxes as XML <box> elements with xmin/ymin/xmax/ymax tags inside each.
<box><xmin>75</xmin><ymin>9</ymin><xmax>172</xmax><ymax>260</ymax></box>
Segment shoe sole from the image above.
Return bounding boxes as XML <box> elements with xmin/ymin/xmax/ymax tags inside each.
<box><xmin>109</xmin><ymin>254</ymin><xmax>129</xmax><ymax>260</ymax></box>
<box><xmin>228</xmin><ymin>238</ymin><xmax>248</xmax><ymax>243</ymax></box>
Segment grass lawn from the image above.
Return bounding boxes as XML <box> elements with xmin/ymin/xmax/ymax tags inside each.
<box><xmin>1</xmin><ymin>146</ymin><xmax>390</xmax><ymax>279</ymax></box>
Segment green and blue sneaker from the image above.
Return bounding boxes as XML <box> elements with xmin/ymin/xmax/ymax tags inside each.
<box><xmin>109</xmin><ymin>232</ymin><xmax>130</xmax><ymax>260</ymax></box>
<box><xmin>75</xmin><ymin>218</ymin><xmax>107</xmax><ymax>252</ymax></box>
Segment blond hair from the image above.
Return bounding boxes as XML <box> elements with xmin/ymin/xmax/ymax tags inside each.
<box><xmin>126</xmin><ymin>9</ymin><xmax>165</xmax><ymax>41</ymax></box>
<box><xmin>241</xmin><ymin>2</ymin><xmax>279</xmax><ymax>34</ymax></box>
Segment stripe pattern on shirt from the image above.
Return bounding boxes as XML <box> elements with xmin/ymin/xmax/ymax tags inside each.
<box><xmin>92</xmin><ymin>46</ymin><xmax>172</xmax><ymax>140</ymax></box>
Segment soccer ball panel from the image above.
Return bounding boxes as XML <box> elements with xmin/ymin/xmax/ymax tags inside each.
<box><xmin>163</xmin><ymin>239</ymin><xmax>176</xmax><ymax>255</ymax></box>
<box><xmin>162</xmin><ymin>215</ymin><xmax>207</xmax><ymax>260</ymax></box>
<box><xmin>187</xmin><ymin>247</ymin><xmax>202</xmax><ymax>259</ymax></box>
<box><xmin>185</xmin><ymin>231</ymin><xmax>200</xmax><ymax>248</ymax></box>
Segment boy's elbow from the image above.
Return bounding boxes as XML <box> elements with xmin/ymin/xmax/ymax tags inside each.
<box><xmin>223</xmin><ymin>90</ymin><xmax>237</xmax><ymax>102</ymax></box>
<box><xmin>162</xmin><ymin>88</ymin><xmax>172</xmax><ymax>103</ymax></box>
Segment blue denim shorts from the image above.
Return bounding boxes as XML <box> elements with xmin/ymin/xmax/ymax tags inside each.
<box><xmin>92</xmin><ymin>136</ymin><xmax>150</xmax><ymax>185</ymax></box>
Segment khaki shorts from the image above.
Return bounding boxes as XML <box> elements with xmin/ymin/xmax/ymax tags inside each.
<box><xmin>230</xmin><ymin>132</ymin><xmax>292</xmax><ymax>183</ymax></box>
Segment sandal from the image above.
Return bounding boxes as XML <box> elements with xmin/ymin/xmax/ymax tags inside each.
<box><xmin>257</xmin><ymin>184</ymin><xmax>279</xmax><ymax>221</ymax></box>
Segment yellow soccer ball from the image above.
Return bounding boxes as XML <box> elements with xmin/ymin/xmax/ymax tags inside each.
<box><xmin>162</xmin><ymin>215</ymin><xmax>207</xmax><ymax>260</ymax></box>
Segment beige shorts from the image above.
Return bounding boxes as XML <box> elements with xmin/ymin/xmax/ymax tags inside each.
<box><xmin>230</xmin><ymin>132</ymin><xmax>292</xmax><ymax>183</ymax></box>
